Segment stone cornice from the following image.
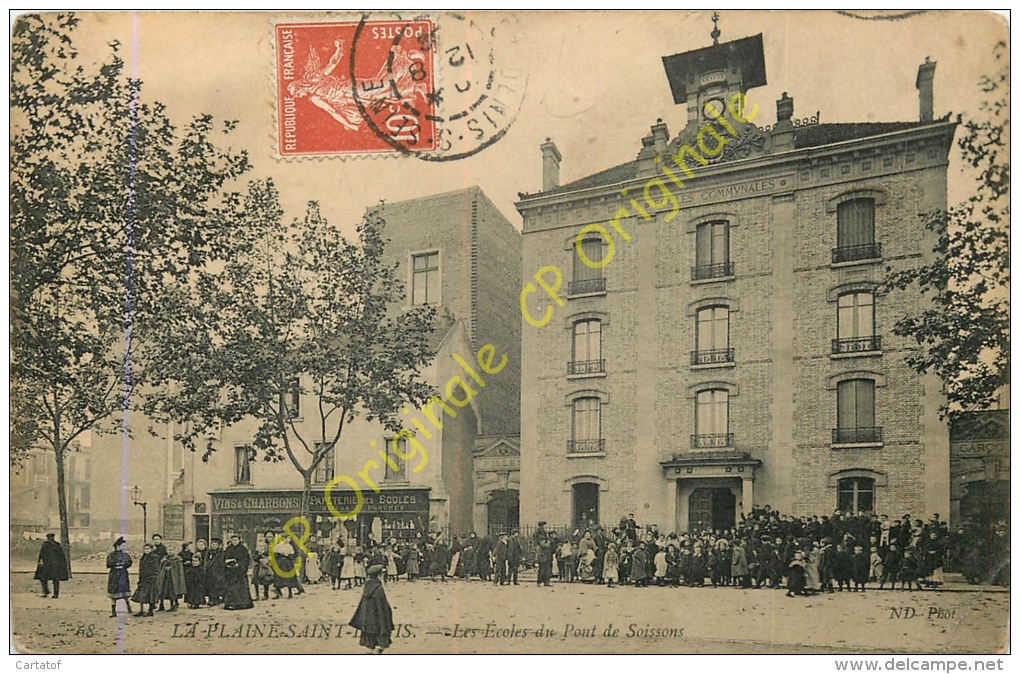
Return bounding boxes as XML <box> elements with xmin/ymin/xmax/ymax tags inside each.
<box><xmin>515</xmin><ymin>120</ymin><xmax>957</xmax><ymax>215</ymax></box>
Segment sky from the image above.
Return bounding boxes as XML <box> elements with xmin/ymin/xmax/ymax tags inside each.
<box><xmin>36</xmin><ymin>10</ymin><xmax>1010</xmax><ymax>234</ymax></box>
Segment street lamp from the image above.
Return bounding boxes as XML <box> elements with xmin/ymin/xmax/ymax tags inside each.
<box><xmin>131</xmin><ymin>485</ymin><xmax>148</xmax><ymax>541</ymax></box>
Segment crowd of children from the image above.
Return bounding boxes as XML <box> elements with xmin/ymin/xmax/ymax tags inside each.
<box><xmin>523</xmin><ymin>507</ymin><xmax>983</xmax><ymax>596</ymax></box>
<box><xmin>100</xmin><ymin>507</ymin><xmax>1004</xmax><ymax>621</ymax></box>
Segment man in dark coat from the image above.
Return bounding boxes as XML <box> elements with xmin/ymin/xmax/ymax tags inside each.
<box><xmin>349</xmin><ymin>564</ymin><xmax>394</xmax><ymax>654</ymax></box>
<box><xmin>492</xmin><ymin>533</ymin><xmax>510</xmax><ymax>585</ymax></box>
<box><xmin>507</xmin><ymin>530</ymin><xmax>524</xmax><ymax>585</ymax></box>
<box><xmin>34</xmin><ymin>533</ymin><xmax>69</xmax><ymax>598</ymax></box>
<box><xmin>533</xmin><ymin>522</ymin><xmax>550</xmax><ymax>546</ymax></box>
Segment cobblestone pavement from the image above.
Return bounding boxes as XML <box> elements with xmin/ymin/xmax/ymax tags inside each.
<box><xmin>11</xmin><ymin>573</ymin><xmax>1008</xmax><ymax>654</ymax></box>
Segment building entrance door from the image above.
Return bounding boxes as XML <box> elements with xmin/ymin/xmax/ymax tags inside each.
<box><xmin>688</xmin><ymin>488</ymin><xmax>736</xmax><ymax>533</ymax></box>
<box><xmin>572</xmin><ymin>483</ymin><xmax>599</xmax><ymax>528</ymax></box>
<box><xmin>487</xmin><ymin>489</ymin><xmax>520</xmax><ymax>535</ymax></box>
<box><xmin>193</xmin><ymin>515</ymin><xmax>209</xmax><ymax>544</ymax></box>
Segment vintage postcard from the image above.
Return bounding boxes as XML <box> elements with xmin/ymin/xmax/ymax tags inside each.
<box><xmin>10</xmin><ymin>10</ymin><xmax>1009</xmax><ymax>658</ymax></box>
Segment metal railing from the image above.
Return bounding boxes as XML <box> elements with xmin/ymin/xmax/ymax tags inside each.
<box><xmin>691</xmin><ymin>261</ymin><xmax>735</xmax><ymax>281</ymax></box>
<box><xmin>831</xmin><ymin>427</ymin><xmax>883</xmax><ymax>444</ymax></box>
<box><xmin>832</xmin><ymin>335</ymin><xmax>882</xmax><ymax>354</ymax></box>
<box><xmin>831</xmin><ymin>243</ymin><xmax>882</xmax><ymax>264</ymax></box>
<box><xmin>567</xmin><ymin>359</ymin><xmax>606</xmax><ymax>375</ymax></box>
<box><xmin>568</xmin><ymin>277</ymin><xmax>606</xmax><ymax>295</ymax></box>
<box><xmin>691</xmin><ymin>348</ymin><xmax>735</xmax><ymax>365</ymax></box>
<box><xmin>567</xmin><ymin>439</ymin><xmax>605</xmax><ymax>454</ymax></box>
<box><xmin>690</xmin><ymin>433</ymin><xmax>734</xmax><ymax>449</ymax></box>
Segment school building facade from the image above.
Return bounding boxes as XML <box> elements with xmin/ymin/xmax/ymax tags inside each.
<box><xmin>516</xmin><ymin>33</ymin><xmax>956</xmax><ymax>534</ymax></box>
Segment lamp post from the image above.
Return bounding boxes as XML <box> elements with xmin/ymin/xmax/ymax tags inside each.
<box><xmin>131</xmin><ymin>485</ymin><xmax>148</xmax><ymax>542</ymax></box>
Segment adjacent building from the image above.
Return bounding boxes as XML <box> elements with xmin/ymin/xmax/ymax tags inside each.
<box><xmin>516</xmin><ymin>33</ymin><xmax>956</xmax><ymax>533</ymax></box>
<box><xmin>88</xmin><ymin>187</ymin><xmax>521</xmax><ymax>549</ymax></box>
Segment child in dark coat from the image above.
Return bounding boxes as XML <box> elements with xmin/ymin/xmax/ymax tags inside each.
<box><xmin>832</xmin><ymin>543</ymin><xmax>852</xmax><ymax>592</ymax></box>
<box><xmin>851</xmin><ymin>545</ymin><xmax>870</xmax><ymax>592</ymax></box>
<box><xmin>786</xmin><ymin>551</ymin><xmax>807</xmax><ymax>597</ymax></box>
<box><xmin>131</xmin><ymin>544</ymin><xmax>159</xmax><ymax>617</ymax></box>
<box><xmin>349</xmin><ymin>564</ymin><xmax>394</xmax><ymax>654</ymax></box>
<box><xmin>899</xmin><ymin>550</ymin><xmax>922</xmax><ymax>591</ymax></box>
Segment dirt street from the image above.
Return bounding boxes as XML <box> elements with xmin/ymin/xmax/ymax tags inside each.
<box><xmin>11</xmin><ymin>573</ymin><xmax>1008</xmax><ymax>654</ymax></box>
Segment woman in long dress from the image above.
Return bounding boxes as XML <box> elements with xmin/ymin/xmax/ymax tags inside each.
<box><xmin>272</xmin><ymin>537</ymin><xmax>305</xmax><ymax>598</ymax></box>
<box><xmin>223</xmin><ymin>534</ymin><xmax>254</xmax><ymax>610</ymax></box>
<box><xmin>804</xmin><ymin>543</ymin><xmax>821</xmax><ymax>594</ymax></box>
<box><xmin>107</xmin><ymin>537</ymin><xmax>134</xmax><ymax>618</ymax></box>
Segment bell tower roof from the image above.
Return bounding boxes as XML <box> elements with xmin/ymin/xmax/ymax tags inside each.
<box><xmin>661</xmin><ymin>33</ymin><xmax>767</xmax><ymax>106</ymax></box>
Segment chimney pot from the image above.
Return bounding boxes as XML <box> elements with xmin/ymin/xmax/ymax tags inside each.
<box><xmin>916</xmin><ymin>58</ymin><xmax>937</xmax><ymax>123</ymax></box>
<box><xmin>540</xmin><ymin>139</ymin><xmax>562</xmax><ymax>191</ymax></box>
<box><xmin>777</xmin><ymin>92</ymin><xmax>794</xmax><ymax>123</ymax></box>
<box><xmin>651</xmin><ymin>119</ymin><xmax>670</xmax><ymax>155</ymax></box>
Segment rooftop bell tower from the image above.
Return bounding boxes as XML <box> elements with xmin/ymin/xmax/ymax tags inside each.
<box><xmin>661</xmin><ymin>14</ymin><xmax>767</xmax><ymax>132</ymax></box>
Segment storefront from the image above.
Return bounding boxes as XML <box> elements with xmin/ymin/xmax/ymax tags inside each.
<box><xmin>208</xmin><ymin>487</ymin><xmax>430</xmax><ymax>549</ymax></box>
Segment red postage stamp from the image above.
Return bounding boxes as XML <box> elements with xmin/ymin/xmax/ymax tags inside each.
<box><xmin>275</xmin><ymin>19</ymin><xmax>438</xmax><ymax>157</ymax></box>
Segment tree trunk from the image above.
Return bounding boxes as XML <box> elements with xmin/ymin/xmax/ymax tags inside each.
<box><xmin>54</xmin><ymin>444</ymin><xmax>72</xmax><ymax>578</ymax></box>
<box><xmin>300</xmin><ymin>472</ymin><xmax>312</xmax><ymax>525</ymax></box>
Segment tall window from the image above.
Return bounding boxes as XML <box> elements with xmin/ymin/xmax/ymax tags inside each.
<box><xmin>570</xmin><ymin>397</ymin><xmax>602</xmax><ymax>453</ymax></box>
<box><xmin>694</xmin><ymin>306</ymin><xmax>731</xmax><ymax>363</ymax></box>
<box><xmin>574</xmin><ymin>238</ymin><xmax>603</xmax><ymax>280</ymax></box>
<box><xmin>570</xmin><ymin>237</ymin><xmax>605</xmax><ymax>294</ymax></box>
<box><xmin>835</xmin><ymin>292</ymin><xmax>879</xmax><ymax>353</ymax></box>
<box><xmin>570</xmin><ymin>320</ymin><xmax>603</xmax><ymax>374</ymax></box>
<box><xmin>835</xmin><ymin>379</ymin><xmax>880</xmax><ymax>443</ymax></box>
<box><xmin>383</xmin><ymin>437</ymin><xmax>408</xmax><ymax>481</ymax></box>
<box><xmin>834</xmin><ymin>199</ymin><xmax>878</xmax><ymax>263</ymax></box>
<box><xmin>412</xmin><ymin>252</ymin><xmax>440</xmax><ymax>305</ymax></box>
<box><xmin>286</xmin><ymin>378</ymin><xmax>301</xmax><ymax>419</ymax></box>
<box><xmin>234</xmin><ymin>445</ymin><xmax>252</xmax><ymax>485</ymax></box>
<box><xmin>836</xmin><ymin>199</ymin><xmax>875</xmax><ymax>248</ymax></box>
<box><xmin>313</xmin><ymin>445</ymin><xmax>335</xmax><ymax>484</ymax></box>
<box><xmin>694</xmin><ymin>389</ymin><xmax>730</xmax><ymax>447</ymax></box>
<box><xmin>695</xmin><ymin>221</ymin><xmax>730</xmax><ymax>269</ymax></box>
<box><xmin>837</xmin><ymin>292</ymin><xmax>875</xmax><ymax>339</ymax></box>
<box><xmin>838</xmin><ymin>477</ymin><xmax>875</xmax><ymax>513</ymax></box>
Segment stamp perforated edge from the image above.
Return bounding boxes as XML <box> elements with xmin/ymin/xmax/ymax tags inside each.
<box><xmin>268</xmin><ymin>12</ymin><xmax>442</xmax><ymax>162</ymax></box>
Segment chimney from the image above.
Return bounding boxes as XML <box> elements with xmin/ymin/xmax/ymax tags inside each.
<box><xmin>540</xmin><ymin>138</ymin><xmax>562</xmax><ymax>191</ymax></box>
<box><xmin>776</xmin><ymin>91</ymin><xmax>794</xmax><ymax>123</ymax></box>
<box><xmin>772</xmin><ymin>92</ymin><xmax>794</xmax><ymax>152</ymax></box>
<box><xmin>916</xmin><ymin>57</ymin><xmax>936</xmax><ymax>123</ymax></box>
<box><xmin>651</xmin><ymin>118</ymin><xmax>670</xmax><ymax>155</ymax></box>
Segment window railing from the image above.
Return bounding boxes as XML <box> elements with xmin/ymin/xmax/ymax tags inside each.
<box><xmin>691</xmin><ymin>433</ymin><xmax>734</xmax><ymax>449</ymax></box>
<box><xmin>691</xmin><ymin>261</ymin><xmax>735</xmax><ymax>281</ymax></box>
<box><xmin>568</xmin><ymin>359</ymin><xmax>606</xmax><ymax>375</ymax></box>
<box><xmin>832</xmin><ymin>427</ymin><xmax>883</xmax><ymax>444</ymax></box>
<box><xmin>567</xmin><ymin>439</ymin><xmax>605</xmax><ymax>454</ymax></box>
<box><xmin>831</xmin><ymin>243</ymin><xmax>882</xmax><ymax>264</ymax></box>
<box><xmin>832</xmin><ymin>335</ymin><xmax>882</xmax><ymax>354</ymax></box>
<box><xmin>691</xmin><ymin>348</ymin><xmax>735</xmax><ymax>365</ymax></box>
<box><xmin>568</xmin><ymin>277</ymin><xmax>606</xmax><ymax>295</ymax></box>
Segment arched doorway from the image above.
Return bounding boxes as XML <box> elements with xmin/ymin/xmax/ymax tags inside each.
<box><xmin>688</xmin><ymin>487</ymin><xmax>735</xmax><ymax>533</ymax></box>
<box><xmin>572</xmin><ymin>483</ymin><xmax>600</xmax><ymax>528</ymax></box>
<box><xmin>487</xmin><ymin>489</ymin><xmax>520</xmax><ymax>535</ymax></box>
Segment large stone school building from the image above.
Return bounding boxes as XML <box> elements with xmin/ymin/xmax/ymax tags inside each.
<box><xmin>516</xmin><ymin>32</ymin><xmax>956</xmax><ymax>533</ymax></box>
